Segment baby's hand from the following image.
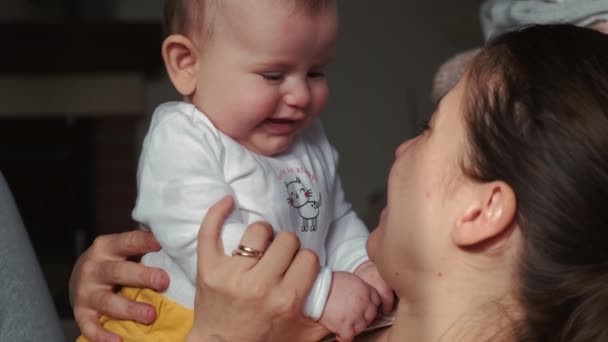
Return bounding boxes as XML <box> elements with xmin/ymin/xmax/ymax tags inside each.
<box><xmin>319</xmin><ymin>271</ymin><xmax>380</xmax><ymax>342</ymax></box>
<box><xmin>354</xmin><ymin>261</ymin><xmax>394</xmax><ymax>315</ymax></box>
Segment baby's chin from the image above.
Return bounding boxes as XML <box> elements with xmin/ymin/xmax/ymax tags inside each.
<box><xmin>241</xmin><ymin>136</ymin><xmax>296</xmax><ymax>157</ymax></box>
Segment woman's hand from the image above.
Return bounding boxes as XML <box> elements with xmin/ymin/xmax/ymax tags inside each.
<box><xmin>69</xmin><ymin>230</ymin><xmax>170</xmax><ymax>342</ymax></box>
<box><xmin>186</xmin><ymin>196</ymin><xmax>330</xmax><ymax>342</ymax></box>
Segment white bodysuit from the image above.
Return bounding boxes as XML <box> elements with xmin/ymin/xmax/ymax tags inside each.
<box><xmin>133</xmin><ymin>101</ymin><xmax>370</xmax><ymax>319</ymax></box>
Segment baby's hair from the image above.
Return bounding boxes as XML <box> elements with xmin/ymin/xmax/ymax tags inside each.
<box><xmin>163</xmin><ymin>0</ymin><xmax>334</xmax><ymax>37</ymax></box>
<box><xmin>163</xmin><ymin>0</ymin><xmax>204</xmax><ymax>37</ymax></box>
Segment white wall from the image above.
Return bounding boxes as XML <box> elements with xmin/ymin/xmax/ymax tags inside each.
<box><xmin>3</xmin><ymin>0</ymin><xmax>483</xmax><ymax>221</ymax></box>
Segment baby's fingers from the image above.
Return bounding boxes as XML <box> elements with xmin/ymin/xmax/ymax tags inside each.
<box><xmin>380</xmin><ymin>290</ymin><xmax>395</xmax><ymax>315</ymax></box>
<box><xmin>364</xmin><ymin>303</ymin><xmax>378</xmax><ymax>324</ymax></box>
<box><xmin>353</xmin><ymin>319</ymin><xmax>369</xmax><ymax>336</ymax></box>
<box><xmin>370</xmin><ymin>287</ymin><xmax>381</xmax><ymax>307</ymax></box>
<box><xmin>336</xmin><ymin>330</ymin><xmax>355</xmax><ymax>342</ymax></box>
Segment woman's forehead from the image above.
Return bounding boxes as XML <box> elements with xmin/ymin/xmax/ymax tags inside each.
<box><xmin>436</xmin><ymin>78</ymin><xmax>467</xmax><ymax>120</ymax></box>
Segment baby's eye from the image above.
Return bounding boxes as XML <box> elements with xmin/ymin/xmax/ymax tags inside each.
<box><xmin>307</xmin><ymin>70</ymin><xmax>325</xmax><ymax>78</ymax></box>
<box><xmin>261</xmin><ymin>73</ymin><xmax>284</xmax><ymax>81</ymax></box>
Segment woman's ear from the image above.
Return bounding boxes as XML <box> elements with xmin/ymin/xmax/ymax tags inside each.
<box><xmin>452</xmin><ymin>181</ymin><xmax>516</xmax><ymax>248</ymax></box>
<box><xmin>162</xmin><ymin>34</ymin><xmax>199</xmax><ymax>96</ymax></box>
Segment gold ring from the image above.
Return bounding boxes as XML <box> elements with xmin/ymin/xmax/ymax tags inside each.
<box><xmin>232</xmin><ymin>244</ymin><xmax>263</xmax><ymax>259</ymax></box>
<box><xmin>238</xmin><ymin>245</ymin><xmax>261</xmax><ymax>254</ymax></box>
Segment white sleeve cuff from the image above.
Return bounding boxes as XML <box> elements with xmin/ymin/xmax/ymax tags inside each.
<box><xmin>302</xmin><ymin>267</ymin><xmax>332</xmax><ymax>320</ymax></box>
<box><xmin>330</xmin><ymin>238</ymin><xmax>370</xmax><ymax>273</ymax></box>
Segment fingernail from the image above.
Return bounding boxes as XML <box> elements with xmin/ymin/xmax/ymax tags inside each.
<box><xmin>141</xmin><ymin>307</ymin><xmax>155</xmax><ymax>323</ymax></box>
<box><xmin>154</xmin><ymin>273</ymin><xmax>169</xmax><ymax>289</ymax></box>
<box><xmin>110</xmin><ymin>335</ymin><xmax>123</xmax><ymax>342</ymax></box>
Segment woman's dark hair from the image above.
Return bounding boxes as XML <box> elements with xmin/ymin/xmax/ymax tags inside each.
<box><xmin>462</xmin><ymin>24</ymin><xmax>608</xmax><ymax>341</ymax></box>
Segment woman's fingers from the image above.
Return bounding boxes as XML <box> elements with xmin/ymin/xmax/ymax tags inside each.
<box><xmin>198</xmin><ymin>196</ymin><xmax>235</xmax><ymax>271</ymax></box>
<box><xmin>96</xmin><ymin>260</ymin><xmax>169</xmax><ymax>292</ymax></box>
<box><xmin>70</xmin><ymin>230</ymin><xmax>164</xmax><ymax>306</ymax></box>
<box><xmin>255</xmin><ymin>231</ymin><xmax>301</xmax><ymax>276</ymax></box>
<box><xmin>94</xmin><ymin>230</ymin><xmax>162</xmax><ymax>259</ymax></box>
<box><xmin>233</xmin><ymin>221</ymin><xmax>274</xmax><ymax>270</ymax></box>
<box><xmin>70</xmin><ymin>229</ymin><xmax>170</xmax><ymax>340</ymax></box>
<box><xmin>87</xmin><ymin>288</ymin><xmax>157</xmax><ymax>324</ymax></box>
<box><xmin>254</xmin><ymin>233</ymin><xmax>318</xmax><ymax>312</ymax></box>
<box><xmin>76</xmin><ymin>310</ymin><xmax>123</xmax><ymax>342</ymax></box>
<box><xmin>281</xmin><ymin>248</ymin><xmax>320</xmax><ymax>301</ymax></box>
<box><xmin>187</xmin><ymin>207</ymin><xmax>326</xmax><ymax>342</ymax></box>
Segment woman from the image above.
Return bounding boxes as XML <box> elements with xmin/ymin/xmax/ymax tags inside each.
<box><xmin>71</xmin><ymin>24</ymin><xmax>608</xmax><ymax>341</ymax></box>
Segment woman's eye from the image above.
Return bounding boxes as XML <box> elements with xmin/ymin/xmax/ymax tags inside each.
<box><xmin>417</xmin><ymin>118</ymin><xmax>431</xmax><ymax>134</ymax></box>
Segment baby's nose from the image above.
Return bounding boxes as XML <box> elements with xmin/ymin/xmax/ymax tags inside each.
<box><xmin>285</xmin><ymin>82</ymin><xmax>311</xmax><ymax>109</ymax></box>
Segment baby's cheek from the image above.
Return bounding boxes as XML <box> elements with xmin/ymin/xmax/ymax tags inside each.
<box><xmin>312</xmin><ymin>86</ymin><xmax>329</xmax><ymax>112</ymax></box>
<box><xmin>240</xmin><ymin>91</ymin><xmax>278</xmax><ymax>117</ymax></box>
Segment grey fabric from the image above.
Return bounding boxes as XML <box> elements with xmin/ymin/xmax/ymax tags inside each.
<box><xmin>481</xmin><ymin>0</ymin><xmax>608</xmax><ymax>40</ymax></box>
<box><xmin>431</xmin><ymin>48</ymin><xmax>481</xmax><ymax>103</ymax></box>
<box><xmin>0</xmin><ymin>172</ymin><xmax>66</xmax><ymax>341</ymax></box>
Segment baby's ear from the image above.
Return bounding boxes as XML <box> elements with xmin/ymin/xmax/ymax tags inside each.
<box><xmin>452</xmin><ymin>181</ymin><xmax>516</xmax><ymax>248</ymax></box>
<box><xmin>162</xmin><ymin>34</ymin><xmax>198</xmax><ymax>96</ymax></box>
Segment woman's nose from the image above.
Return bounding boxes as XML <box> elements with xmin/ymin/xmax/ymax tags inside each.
<box><xmin>395</xmin><ymin>137</ymin><xmax>417</xmax><ymax>157</ymax></box>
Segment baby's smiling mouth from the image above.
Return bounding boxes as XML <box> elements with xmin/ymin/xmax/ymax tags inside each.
<box><xmin>263</xmin><ymin>118</ymin><xmax>302</xmax><ymax>135</ymax></box>
<box><xmin>266</xmin><ymin>118</ymin><xmax>299</xmax><ymax>124</ymax></box>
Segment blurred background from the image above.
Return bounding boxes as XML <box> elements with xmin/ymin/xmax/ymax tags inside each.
<box><xmin>0</xmin><ymin>0</ymin><xmax>483</xmax><ymax>326</ymax></box>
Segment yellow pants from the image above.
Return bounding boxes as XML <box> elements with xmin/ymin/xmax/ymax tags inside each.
<box><xmin>76</xmin><ymin>287</ymin><xmax>194</xmax><ymax>342</ymax></box>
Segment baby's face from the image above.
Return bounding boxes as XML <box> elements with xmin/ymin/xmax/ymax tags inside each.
<box><xmin>191</xmin><ymin>0</ymin><xmax>338</xmax><ymax>156</ymax></box>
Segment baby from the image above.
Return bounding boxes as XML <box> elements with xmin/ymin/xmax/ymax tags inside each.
<box><xmin>79</xmin><ymin>0</ymin><xmax>393</xmax><ymax>341</ymax></box>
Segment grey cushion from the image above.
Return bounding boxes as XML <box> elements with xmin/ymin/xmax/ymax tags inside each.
<box><xmin>0</xmin><ymin>171</ymin><xmax>66</xmax><ymax>342</ymax></box>
<box><xmin>481</xmin><ymin>0</ymin><xmax>608</xmax><ymax>41</ymax></box>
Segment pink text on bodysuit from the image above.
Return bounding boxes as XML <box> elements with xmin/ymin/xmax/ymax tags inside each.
<box><xmin>277</xmin><ymin>166</ymin><xmax>317</xmax><ymax>183</ymax></box>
